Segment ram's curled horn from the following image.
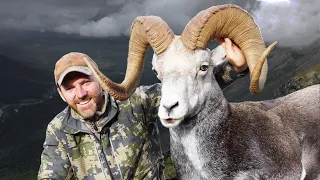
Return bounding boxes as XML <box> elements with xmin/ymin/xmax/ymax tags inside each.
<box><xmin>181</xmin><ymin>4</ymin><xmax>278</xmax><ymax>94</ymax></box>
<box><xmin>83</xmin><ymin>16</ymin><xmax>175</xmax><ymax>101</ymax></box>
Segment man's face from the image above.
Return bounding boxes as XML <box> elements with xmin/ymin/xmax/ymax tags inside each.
<box><xmin>58</xmin><ymin>72</ymin><xmax>103</xmax><ymax>119</ymax></box>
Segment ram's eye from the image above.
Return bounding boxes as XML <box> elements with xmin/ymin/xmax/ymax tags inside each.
<box><xmin>152</xmin><ymin>69</ymin><xmax>158</xmax><ymax>76</ymax></box>
<box><xmin>199</xmin><ymin>65</ymin><xmax>209</xmax><ymax>71</ymax></box>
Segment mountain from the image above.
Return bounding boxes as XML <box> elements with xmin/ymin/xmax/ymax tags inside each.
<box><xmin>0</xmin><ymin>30</ymin><xmax>319</xmax><ymax>179</ymax></box>
<box><xmin>223</xmin><ymin>39</ymin><xmax>320</xmax><ymax>102</ymax></box>
<box><xmin>274</xmin><ymin>64</ymin><xmax>320</xmax><ymax>98</ymax></box>
<box><xmin>0</xmin><ymin>54</ymin><xmax>54</xmax><ymax>104</ymax></box>
<box><xmin>0</xmin><ymin>55</ymin><xmax>65</xmax><ymax>179</ymax></box>
<box><xmin>0</xmin><ymin>30</ymin><xmax>159</xmax><ymax>85</ymax></box>
<box><xmin>0</xmin><ymin>96</ymin><xmax>65</xmax><ymax>180</ymax></box>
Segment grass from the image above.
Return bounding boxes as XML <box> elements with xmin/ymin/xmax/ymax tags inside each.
<box><xmin>295</xmin><ymin>64</ymin><xmax>320</xmax><ymax>79</ymax></box>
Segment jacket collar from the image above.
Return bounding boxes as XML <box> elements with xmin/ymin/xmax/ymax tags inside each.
<box><xmin>60</xmin><ymin>91</ymin><xmax>118</xmax><ymax>134</ymax></box>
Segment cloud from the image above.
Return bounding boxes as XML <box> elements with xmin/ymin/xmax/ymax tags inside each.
<box><xmin>0</xmin><ymin>0</ymin><xmax>102</xmax><ymax>31</ymax></box>
<box><xmin>0</xmin><ymin>0</ymin><xmax>319</xmax><ymax>47</ymax></box>
<box><xmin>253</xmin><ymin>0</ymin><xmax>320</xmax><ymax>47</ymax></box>
<box><xmin>53</xmin><ymin>0</ymin><xmax>259</xmax><ymax>37</ymax></box>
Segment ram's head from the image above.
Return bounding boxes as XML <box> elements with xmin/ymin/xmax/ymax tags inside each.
<box><xmin>83</xmin><ymin>4</ymin><xmax>277</xmax><ymax>127</ymax></box>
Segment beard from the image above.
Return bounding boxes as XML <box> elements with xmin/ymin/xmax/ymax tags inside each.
<box><xmin>69</xmin><ymin>91</ymin><xmax>104</xmax><ymax>119</ymax></box>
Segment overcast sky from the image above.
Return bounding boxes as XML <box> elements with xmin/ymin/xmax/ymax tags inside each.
<box><xmin>0</xmin><ymin>0</ymin><xmax>318</xmax><ymax>47</ymax></box>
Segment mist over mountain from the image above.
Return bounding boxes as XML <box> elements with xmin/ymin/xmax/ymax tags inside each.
<box><xmin>0</xmin><ymin>30</ymin><xmax>319</xmax><ymax>179</ymax></box>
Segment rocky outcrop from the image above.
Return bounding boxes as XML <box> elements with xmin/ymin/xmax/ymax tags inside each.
<box><xmin>274</xmin><ymin>64</ymin><xmax>320</xmax><ymax>98</ymax></box>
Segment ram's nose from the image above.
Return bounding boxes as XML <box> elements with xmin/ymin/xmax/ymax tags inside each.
<box><xmin>163</xmin><ymin>101</ymin><xmax>179</xmax><ymax>115</ymax></box>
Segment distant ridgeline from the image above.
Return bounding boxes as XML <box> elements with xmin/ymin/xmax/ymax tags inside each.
<box><xmin>274</xmin><ymin>64</ymin><xmax>320</xmax><ymax>98</ymax></box>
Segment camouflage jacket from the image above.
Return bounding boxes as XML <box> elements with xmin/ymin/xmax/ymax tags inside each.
<box><xmin>38</xmin><ymin>61</ymin><xmax>248</xmax><ymax>180</ymax></box>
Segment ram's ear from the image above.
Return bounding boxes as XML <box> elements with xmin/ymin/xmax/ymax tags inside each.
<box><xmin>210</xmin><ymin>45</ymin><xmax>226</xmax><ymax>66</ymax></box>
<box><xmin>151</xmin><ymin>53</ymin><xmax>158</xmax><ymax>65</ymax></box>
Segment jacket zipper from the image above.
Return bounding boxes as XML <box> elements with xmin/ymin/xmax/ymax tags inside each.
<box><xmin>90</xmin><ymin>121</ymin><xmax>111</xmax><ymax>179</ymax></box>
<box><xmin>109</xmin><ymin>137</ymin><xmax>124</xmax><ymax>179</ymax></box>
<box><xmin>91</xmin><ymin>122</ymin><xmax>99</xmax><ymax>134</ymax></box>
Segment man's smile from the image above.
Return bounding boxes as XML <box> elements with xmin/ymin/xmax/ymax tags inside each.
<box><xmin>77</xmin><ymin>98</ymin><xmax>93</xmax><ymax>109</ymax></box>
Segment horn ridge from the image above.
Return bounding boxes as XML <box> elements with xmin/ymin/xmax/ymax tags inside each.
<box><xmin>181</xmin><ymin>4</ymin><xmax>277</xmax><ymax>94</ymax></box>
<box><xmin>84</xmin><ymin>16</ymin><xmax>175</xmax><ymax>101</ymax></box>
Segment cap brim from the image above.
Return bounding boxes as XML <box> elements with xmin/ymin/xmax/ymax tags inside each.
<box><xmin>57</xmin><ymin>66</ymin><xmax>92</xmax><ymax>86</ymax></box>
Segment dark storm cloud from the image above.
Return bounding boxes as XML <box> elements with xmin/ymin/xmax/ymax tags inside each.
<box><xmin>0</xmin><ymin>0</ymin><xmax>108</xmax><ymax>31</ymax></box>
<box><xmin>53</xmin><ymin>0</ymin><xmax>260</xmax><ymax>37</ymax></box>
<box><xmin>0</xmin><ymin>0</ymin><xmax>318</xmax><ymax>47</ymax></box>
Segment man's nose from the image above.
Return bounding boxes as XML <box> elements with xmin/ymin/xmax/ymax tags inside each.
<box><xmin>75</xmin><ymin>86</ymin><xmax>87</xmax><ymax>98</ymax></box>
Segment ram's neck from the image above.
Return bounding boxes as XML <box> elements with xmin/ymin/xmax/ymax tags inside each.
<box><xmin>172</xmin><ymin>87</ymin><xmax>230</xmax><ymax>134</ymax></box>
<box><xmin>169</xmin><ymin>89</ymin><xmax>231</xmax><ymax>178</ymax></box>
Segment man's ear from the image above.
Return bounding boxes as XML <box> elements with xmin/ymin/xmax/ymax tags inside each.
<box><xmin>57</xmin><ymin>87</ymin><xmax>67</xmax><ymax>102</ymax></box>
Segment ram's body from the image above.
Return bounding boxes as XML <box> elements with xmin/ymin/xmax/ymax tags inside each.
<box><xmin>169</xmin><ymin>85</ymin><xmax>320</xmax><ymax>180</ymax></box>
<box><xmin>151</xmin><ymin>38</ymin><xmax>320</xmax><ymax>180</ymax></box>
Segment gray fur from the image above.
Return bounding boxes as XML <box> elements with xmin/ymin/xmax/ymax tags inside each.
<box><xmin>152</xmin><ymin>37</ymin><xmax>320</xmax><ymax>180</ymax></box>
<box><xmin>170</xmin><ymin>83</ymin><xmax>320</xmax><ymax>180</ymax></box>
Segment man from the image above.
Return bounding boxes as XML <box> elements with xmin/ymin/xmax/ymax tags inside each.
<box><xmin>38</xmin><ymin>38</ymin><xmax>248</xmax><ymax>180</ymax></box>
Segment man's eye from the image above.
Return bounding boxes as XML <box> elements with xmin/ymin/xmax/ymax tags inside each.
<box><xmin>83</xmin><ymin>81</ymin><xmax>91</xmax><ymax>85</ymax></box>
<box><xmin>199</xmin><ymin>65</ymin><xmax>209</xmax><ymax>71</ymax></box>
<box><xmin>65</xmin><ymin>87</ymin><xmax>74</xmax><ymax>91</ymax></box>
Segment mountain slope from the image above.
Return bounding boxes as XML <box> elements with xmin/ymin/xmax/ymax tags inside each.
<box><xmin>223</xmin><ymin>39</ymin><xmax>320</xmax><ymax>102</ymax></box>
<box><xmin>0</xmin><ymin>55</ymin><xmax>64</xmax><ymax>179</ymax></box>
<box><xmin>274</xmin><ymin>64</ymin><xmax>320</xmax><ymax>98</ymax></box>
<box><xmin>0</xmin><ymin>54</ymin><xmax>54</xmax><ymax>104</ymax></box>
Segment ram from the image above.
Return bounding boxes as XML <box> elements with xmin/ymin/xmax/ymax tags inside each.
<box><xmin>84</xmin><ymin>4</ymin><xmax>320</xmax><ymax>180</ymax></box>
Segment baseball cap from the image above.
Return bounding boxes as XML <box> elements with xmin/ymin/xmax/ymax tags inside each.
<box><xmin>54</xmin><ymin>52</ymin><xmax>97</xmax><ymax>86</ymax></box>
